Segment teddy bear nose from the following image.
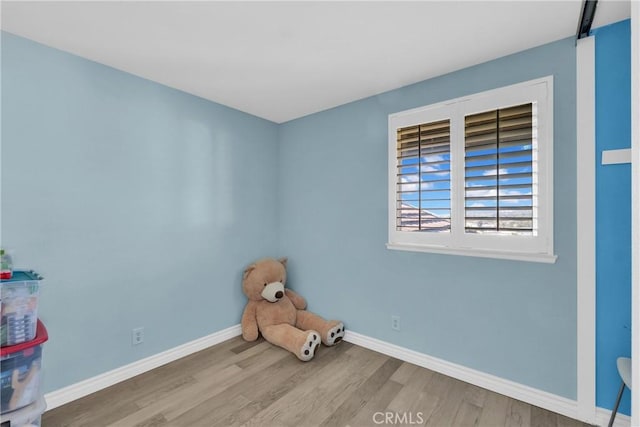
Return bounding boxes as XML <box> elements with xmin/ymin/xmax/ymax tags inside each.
<box><xmin>275</xmin><ymin>291</ymin><xmax>284</xmax><ymax>299</ymax></box>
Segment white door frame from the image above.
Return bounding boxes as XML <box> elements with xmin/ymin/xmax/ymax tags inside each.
<box><xmin>576</xmin><ymin>35</ymin><xmax>597</xmax><ymax>422</ymax></box>
<box><xmin>631</xmin><ymin>3</ymin><xmax>639</xmax><ymax>426</ymax></box>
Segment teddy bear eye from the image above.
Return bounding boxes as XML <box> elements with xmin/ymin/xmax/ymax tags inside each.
<box><xmin>264</xmin><ymin>283</ymin><xmax>267</xmax><ymax>287</ymax></box>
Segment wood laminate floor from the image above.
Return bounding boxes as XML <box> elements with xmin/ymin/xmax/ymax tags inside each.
<box><xmin>43</xmin><ymin>337</ymin><xmax>592</xmax><ymax>427</ymax></box>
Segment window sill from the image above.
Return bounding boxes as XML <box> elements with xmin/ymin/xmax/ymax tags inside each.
<box><xmin>386</xmin><ymin>243</ymin><xmax>558</xmax><ymax>264</ymax></box>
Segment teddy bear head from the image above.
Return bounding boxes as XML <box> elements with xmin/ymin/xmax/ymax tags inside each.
<box><xmin>242</xmin><ymin>257</ymin><xmax>288</xmax><ymax>302</ymax></box>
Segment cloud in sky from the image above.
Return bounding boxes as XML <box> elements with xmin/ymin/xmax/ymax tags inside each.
<box><xmin>465</xmin><ymin>188</ymin><xmax>497</xmax><ymax>198</ymax></box>
<box><xmin>400</xmin><ymin>175</ymin><xmax>436</xmax><ymax>192</ymax></box>
<box><xmin>400</xmin><ymin>174</ymin><xmax>418</xmax><ymax>190</ymax></box>
<box><xmin>421</xmin><ymin>153</ymin><xmax>448</xmax><ymax>164</ymax></box>
<box><xmin>465</xmin><ymin>188</ymin><xmax>532</xmax><ymax>208</ymax></box>
<box><xmin>481</xmin><ymin>168</ymin><xmax>508</xmax><ymax>177</ymax></box>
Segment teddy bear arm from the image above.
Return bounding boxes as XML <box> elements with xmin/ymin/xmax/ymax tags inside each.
<box><xmin>285</xmin><ymin>289</ymin><xmax>307</xmax><ymax>310</ymax></box>
<box><xmin>241</xmin><ymin>302</ymin><xmax>259</xmax><ymax>342</ymax></box>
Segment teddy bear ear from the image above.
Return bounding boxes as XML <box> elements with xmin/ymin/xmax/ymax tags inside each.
<box><xmin>278</xmin><ymin>257</ymin><xmax>288</xmax><ymax>267</ymax></box>
<box><xmin>243</xmin><ymin>264</ymin><xmax>256</xmax><ymax>280</ymax></box>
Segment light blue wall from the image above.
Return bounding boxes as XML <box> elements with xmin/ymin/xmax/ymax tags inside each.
<box><xmin>278</xmin><ymin>37</ymin><xmax>578</xmax><ymax>398</ymax></box>
<box><xmin>1</xmin><ymin>32</ymin><xmax>280</xmax><ymax>393</ymax></box>
<box><xmin>593</xmin><ymin>20</ymin><xmax>632</xmax><ymax>415</ymax></box>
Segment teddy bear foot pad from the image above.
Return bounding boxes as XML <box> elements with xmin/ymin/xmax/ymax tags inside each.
<box><xmin>299</xmin><ymin>331</ymin><xmax>321</xmax><ymax>361</ymax></box>
<box><xmin>326</xmin><ymin>322</ymin><xmax>345</xmax><ymax>346</ymax></box>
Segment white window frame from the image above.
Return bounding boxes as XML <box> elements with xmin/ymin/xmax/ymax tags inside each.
<box><xmin>387</xmin><ymin>76</ymin><xmax>557</xmax><ymax>263</ymax></box>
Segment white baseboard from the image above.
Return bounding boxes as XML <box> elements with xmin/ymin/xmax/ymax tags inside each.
<box><xmin>596</xmin><ymin>407</ymin><xmax>632</xmax><ymax>427</ymax></box>
<box><xmin>44</xmin><ymin>324</ymin><xmax>242</xmax><ymax>411</ymax></box>
<box><xmin>344</xmin><ymin>330</ymin><xmax>603</xmax><ymax>426</ymax></box>
<box><xmin>44</xmin><ymin>324</ymin><xmax>627</xmax><ymax>427</ymax></box>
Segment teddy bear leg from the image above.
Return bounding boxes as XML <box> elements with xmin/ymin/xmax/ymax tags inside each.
<box><xmin>261</xmin><ymin>324</ymin><xmax>321</xmax><ymax>362</ymax></box>
<box><xmin>295</xmin><ymin>310</ymin><xmax>345</xmax><ymax>346</ymax></box>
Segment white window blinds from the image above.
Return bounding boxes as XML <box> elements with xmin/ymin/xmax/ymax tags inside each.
<box><xmin>464</xmin><ymin>103</ymin><xmax>535</xmax><ymax>235</ymax></box>
<box><xmin>396</xmin><ymin>120</ymin><xmax>451</xmax><ymax>232</ymax></box>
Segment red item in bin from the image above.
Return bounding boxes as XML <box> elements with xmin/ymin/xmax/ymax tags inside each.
<box><xmin>1</xmin><ymin>320</ymin><xmax>48</xmax><ymax>356</ymax></box>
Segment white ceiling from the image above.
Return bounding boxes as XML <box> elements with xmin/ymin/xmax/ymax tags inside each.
<box><xmin>0</xmin><ymin>1</ymin><xmax>631</xmax><ymax>123</ymax></box>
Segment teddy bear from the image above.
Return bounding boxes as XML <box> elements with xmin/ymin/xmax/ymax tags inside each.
<box><xmin>241</xmin><ymin>257</ymin><xmax>345</xmax><ymax>361</ymax></box>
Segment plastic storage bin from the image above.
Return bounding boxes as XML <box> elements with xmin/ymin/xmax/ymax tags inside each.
<box><xmin>1</xmin><ymin>271</ymin><xmax>43</xmax><ymax>347</ymax></box>
<box><xmin>0</xmin><ymin>396</ymin><xmax>46</xmax><ymax>426</ymax></box>
<box><xmin>0</xmin><ymin>321</ymin><xmax>48</xmax><ymax>413</ymax></box>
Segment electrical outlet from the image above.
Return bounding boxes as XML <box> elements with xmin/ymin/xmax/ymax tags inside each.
<box><xmin>391</xmin><ymin>316</ymin><xmax>400</xmax><ymax>331</ymax></box>
<box><xmin>132</xmin><ymin>327</ymin><xmax>144</xmax><ymax>345</ymax></box>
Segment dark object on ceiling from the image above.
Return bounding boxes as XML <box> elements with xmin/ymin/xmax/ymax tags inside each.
<box><xmin>577</xmin><ymin>0</ymin><xmax>598</xmax><ymax>39</ymax></box>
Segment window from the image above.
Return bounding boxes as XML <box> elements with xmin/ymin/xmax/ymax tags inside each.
<box><xmin>387</xmin><ymin>77</ymin><xmax>556</xmax><ymax>263</ymax></box>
